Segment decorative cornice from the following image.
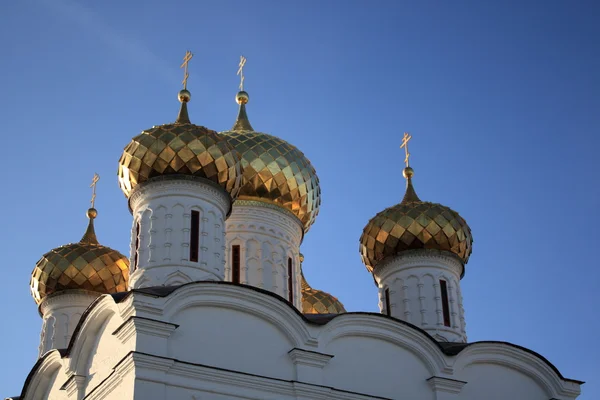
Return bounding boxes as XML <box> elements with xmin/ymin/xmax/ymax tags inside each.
<box><xmin>112</xmin><ymin>316</ymin><xmax>179</xmax><ymax>344</ymax></box>
<box><xmin>60</xmin><ymin>374</ymin><xmax>86</xmax><ymax>397</ymax></box>
<box><xmin>129</xmin><ymin>177</ymin><xmax>231</xmax><ymax>217</ymax></box>
<box><xmin>39</xmin><ymin>290</ymin><xmax>100</xmax><ymax>317</ymax></box>
<box><xmin>426</xmin><ymin>376</ymin><xmax>467</xmax><ymax>394</ymax></box>
<box><xmin>227</xmin><ymin>202</ymin><xmax>303</xmax><ymax>244</ymax></box>
<box><xmin>234</xmin><ymin>199</ymin><xmax>301</xmax><ymax>225</ymax></box>
<box><xmin>288</xmin><ymin>348</ymin><xmax>333</xmax><ymax>369</ymax></box>
<box><xmin>373</xmin><ymin>249</ymin><xmax>464</xmax><ymax>283</ymax></box>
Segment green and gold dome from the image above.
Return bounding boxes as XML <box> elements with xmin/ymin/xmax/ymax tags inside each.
<box><xmin>118</xmin><ymin>89</ymin><xmax>244</xmax><ymax>201</ymax></box>
<box><xmin>30</xmin><ymin>208</ymin><xmax>130</xmax><ymax>305</ymax></box>
<box><xmin>359</xmin><ymin>166</ymin><xmax>473</xmax><ymax>274</ymax></box>
<box><xmin>220</xmin><ymin>91</ymin><xmax>321</xmax><ymax>232</ymax></box>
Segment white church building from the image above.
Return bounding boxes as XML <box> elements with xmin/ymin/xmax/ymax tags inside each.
<box><xmin>6</xmin><ymin>56</ymin><xmax>583</xmax><ymax>400</ymax></box>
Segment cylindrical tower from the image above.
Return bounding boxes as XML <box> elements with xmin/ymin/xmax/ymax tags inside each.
<box><xmin>359</xmin><ymin>159</ymin><xmax>473</xmax><ymax>343</ymax></box>
<box><xmin>30</xmin><ymin>207</ymin><xmax>129</xmax><ymax>356</ymax></box>
<box><xmin>220</xmin><ymin>89</ymin><xmax>321</xmax><ymax>308</ymax></box>
<box><xmin>117</xmin><ymin>86</ymin><xmax>244</xmax><ymax>288</ymax></box>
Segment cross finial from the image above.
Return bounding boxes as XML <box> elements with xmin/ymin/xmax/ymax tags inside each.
<box><xmin>90</xmin><ymin>173</ymin><xmax>100</xmax><ymax>208</ymax></box>
<box><xmin>180</xmin><ymin>50</ymin><xmax>193</xmax><ymax>89</ymax></box>
<box><xmin>400</xmin><ymin>132</ymin><xmax>412</xmax><ymax>168</ymax></box>
<box><xmin>237</xmin><ymin>55</ymin><xmax>247</xmax><ymax>91</ymax></box>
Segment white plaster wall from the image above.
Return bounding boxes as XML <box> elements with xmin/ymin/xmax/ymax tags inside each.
<box><xmin>459</xmin><ymin>363</ymin><xmax>548</xmax><ymax>399</ymax></box>
<box><xmin>374</xmin><ymin>251</ymin><xmax>467</xmax><ymax>342</ymax></box>
<box><xmin>18</xmin><ymin>284</ymin><xmax>581</xmax><ymax>400</ymax></box>
<box><xmin>225</xmin><ymin>201</ymin><xmax>303</xmax><ymax>307</ymax></box>
<box><xmin>38</xmin><ymin>291</ymin><xmax>99</xmax><ymax>356</ymax></box>
<box><xmin>128</xmin><ymin>179</ymin><xmax>231</xmax><ymax>288</ymax></box>
<box><xmin>167</xmin><ymin>305</ymin><xmax>296</xmax><ymax>380</ymax></box>
<box><xmin>323</xmin><ymin>335</ymin><xmax>434</xmax><ymax>400</ymax></box>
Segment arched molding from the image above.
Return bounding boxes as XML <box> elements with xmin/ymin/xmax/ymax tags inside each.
<box><xmin>21</xmin><ymin>350</ymin><xmax>64</xmax><ymax>400</ymax></box>
<box><xmin>66</xmin><ymin>295</ymin><xmax>122</xmax><ymax>377</ymax></box>
<box><xmin>453</xmin><ymin>342</ymin><xmax>581</xmax><ymax>398</ymax></box>
<box><xmin>317</xmin><ymin>314</ymin><xmax>452</xmax><ymax>375</ymax></box>
<box><xmin>129</xmin><ymin>178</ymin><xmax>230</xmax><ymax>218</ymax></box>
<box><xmin>374</xmin><ymin>250</ymin><xmax>463</xmax><ymax>283</ymax></box>
<box><xmin>157</xmin><ymin>284</ymin><xmax>316</xmax><ymax>348</ymax></box>
<box><xmin>164</xmin><ymin>270</ymin><xmax>192</xmax><ymax>286</ymax></box>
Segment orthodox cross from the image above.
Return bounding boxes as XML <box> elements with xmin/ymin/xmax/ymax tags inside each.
<box><xmin>237</xmin><ymin>55</ymin><xmax>247</xmax><ymax>91</ymax></box>
<box><xmin>90</xmin><ymin>173</ymin><xmax>100</xmax><ymax>208</ymax></box>
<box><xmin>400</xmin><ymin>132</ymin><xmax>412</xmax><ymax>168</ymax></box>
<box><xmin>180</xmin><ymin>50</ymin><xmax>193</xmax><ymax>89</ymax></box>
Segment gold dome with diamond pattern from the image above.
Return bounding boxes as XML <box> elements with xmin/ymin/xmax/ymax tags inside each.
<box><xmin>301</xmin><ymin>271</ymin><xmax>346</xmax><ymax>314</ymax></box>
<box><xmin>30</xmin><ymin>208</ymin><xmax>130</xmax><ymax>305</ymax></box>
<box><xmin>118</xmin><ymin>89</ymin><xmax>243</xmax><ymax>199</ymax></box>
<box><xmin>359</xmin><ymin>167</ymin><xmax>473</xmax><ymax>273</ymax></box>
<box><xmin>220</xmin><ymin>91</ymin><xmax>321</xmax><ymax>232</ymax></box>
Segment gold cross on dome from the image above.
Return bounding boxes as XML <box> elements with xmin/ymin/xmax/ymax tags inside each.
<box><xmin>400</xmin><ymin>132</ymin><xmax>412</xmax><ymax>168</ymax></box>
<box><xmin>90</xmin><ymin>173</ymin><xmax>100</xmax><ymax>208</ymax></box>
<box><xmin>180</xmin><ymin>50</ymin><xmax>193</xmax><ymax>89</ymax></box>
<box><xmin>237</xmin><ymin>55</ymin><xmax>247</xmax><ymax>91</ymax></box>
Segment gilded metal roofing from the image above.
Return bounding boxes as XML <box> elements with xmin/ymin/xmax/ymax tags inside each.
<box><xmin>118</xmin><ymin>101</ymin><xmax>244</xmax><ymax>199</ymax></box>
<box><xmin>221</xmin><ymin>100</ymin><xmax>321</xmax><ymax>232</ymax></box>
<box><xmin>300</xmin><ymin>271</ymin><xmax>346</xmax><ymax>314</ymax></box>
<box><xmin>359</xmin><ymin>174</ymin><xmax>473</xmax><ymax>272</ymax></box>
<box><xmin>30</xmin><ymin>209</ymin><xmax>129</xmax><ymax>305</ymax></box>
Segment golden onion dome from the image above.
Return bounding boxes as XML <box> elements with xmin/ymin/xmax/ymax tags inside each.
<box><xmin>30</xmin><ymin>208</ymin><xmax>130</xmax><ymax>305</ymax></box>
<box><xmin>220</xmin><ymin>91</ymin><xmax>321</xmax><ymax>232</ymax></box>
<box><xmin>300</xmin><ymin>265</ymin><xmax>346</xmax><ymax>314</ymax></box>
<box><xmin>359</xmin><ymin>167</ymin><xmax>473</xmax><ymax>273</ymax></box>
<box><xmin>118</xmin><ymin>89</ymin><xmax>243</xmax><ymax>200</ymax></box>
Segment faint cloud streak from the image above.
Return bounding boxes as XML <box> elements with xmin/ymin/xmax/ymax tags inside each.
<box><xmin>39</xmin><ymin>0</ymin><xmax>178</xmax><ymax>83</ymax></box>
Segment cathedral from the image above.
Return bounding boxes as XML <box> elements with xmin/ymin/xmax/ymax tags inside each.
<box><xmin>7</xmin><ymin>54</ymin><xmax>582</xmax><ymax>400</ymax></box>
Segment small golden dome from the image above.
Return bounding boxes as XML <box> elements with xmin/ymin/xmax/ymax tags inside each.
<box><xmin>220</xmin><ymin>93</ymin><xmax>321</xmax><ymax>232</ymax></box>
<box><xmin>118</xmin><ymin>91</ymin><xmax>244</xmax><ymax>199</ymax></box>
<box><xmin>359</xmin><ymin>172</ymin><xmax>473</xmax><ymax>272</ymax></box>
<box><xmin>30</xmin><ymin>209</ymin><xmax>129</xmax><ymax>305</ymax></box>
<box><xmin>301</xmin><ymin>272</ymin><xmax>346</xmax><ymax>314</ymax></box>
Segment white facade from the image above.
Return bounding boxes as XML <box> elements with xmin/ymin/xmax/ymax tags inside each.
<box><xmin>224</xmin><ymin>200</ymin><xmax>303</xmax><ymax>307</ymax></box>
<box><xmin>374</xmin><ymin>250</ymin><xmax>467</xmax><ymax>343</ymax></box>
<box><xmin>37</xmin><ymin>290</ymin><xmax>99</xmax><ymax>357</ymax></box>
<box><xmin>16</xmin><ymin>283</ymin><xmax>582</xmax><ymax>400</ymax></box>
<box><xmin>128</xmin><ymin>178</ymin><xmax>230</xmax><ymax>289</ymax></box>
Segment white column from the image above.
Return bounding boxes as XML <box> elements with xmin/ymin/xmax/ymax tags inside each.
<box><xmin>225</xmin><ymin>200</ymin><xmax>303</xmax><ymax>308</ymax></box>
<box><xmin>38</xmin><ymin>290</ymin><xmax>99</xmax><ymax>356</ymax></box>
<box><xmin>373</xmin><ymin>250</ymin><xmax>467</xmax><ymax>343</ymax></box>
<box><xmin>128</xmin><ymin>178</ymin><xmax>231</xmax><ymax>289</ymax></box>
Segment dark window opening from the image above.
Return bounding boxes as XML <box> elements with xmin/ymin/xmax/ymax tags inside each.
<box><xmin>134</xmin><ymin>222</ymin><xmax>140</xmax><ymax>271</ymax></box>
<box><xmin>190</xmin><ymin>211</ymin><xmax>200</xmax><ymax>262</ymax></box>
<box><xmin>288</xmin><ymin>257</ymin><xmax>294</xmax><ymax>303</ymax></box>
<box><xmin>232</xmin><ymin>245</ymin><xmax>241</xmax><ymax>284</ymax></box>
<box><xmin>385</xmin><ymin>288</ymin><xmax>391</xmax><ymax>316</ymax></box>
<box><xmin>440</xmin><ymin>280</ymin><xmax>451</xmax><ymax>327</ymax></box>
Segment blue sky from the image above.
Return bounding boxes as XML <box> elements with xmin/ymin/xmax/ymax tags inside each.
<box><xmin>1</xmin><ymin>0</ymin><xmax>598</xmax><ymax>397</ymax></box>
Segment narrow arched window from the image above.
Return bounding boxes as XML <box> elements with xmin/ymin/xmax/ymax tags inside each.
<box><xmin>385</xmin><ymin>287</ymin><xmax>391</xmax><ymax>316</ymax></box>
<box><xmin>288</xmin><ymin>257</ymin><xmax>294</xmax><ymax>303</ymax></box>
<box><xmin>190</xmin><ymin>210</ymin><xmax>200</xmax><ymax>262</ymax></box>
<box><xmin>440</xmin><ymin>279</ymin><xmax>451</xmax><ymax>327</ymax></box>
<box><xmin>134</xmin><ymin>222</ymin><xmax>140</xmax><ymax>271</ymax></box>
<box><xmin>232</xmin><ymin>245</ymin><xmax>241</xmax><ymax>284</ymax></box>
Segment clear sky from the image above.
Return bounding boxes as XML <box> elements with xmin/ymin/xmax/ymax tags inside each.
<box><xmin>1</xmin><ymin>0</ymin><xmax>598</xmax><ymax>397</ymax></box>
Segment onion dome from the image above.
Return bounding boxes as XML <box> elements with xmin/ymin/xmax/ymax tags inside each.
<box><xmin>220</xmin><ymin>91</ymin><xmax>321</xmax><ymax>232</ymax></box>
<box><xmin>299</xmin><ymin>255</ymin><xmax>345</xmax><ymax>314</ymax></box>
<box><xmin>359</xmin><ymin>167</ymin><xmax>473</xmax><ymax>274</ymax></box>
<box><xmin>30</xmin><ymin>208</ymin><xmax>130</xmax><ymax>305</ymax></box>
<box><xmin>118</xmin><ymin>89</ymin><xmax>244</xmax><ymax>201</ymax></box>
